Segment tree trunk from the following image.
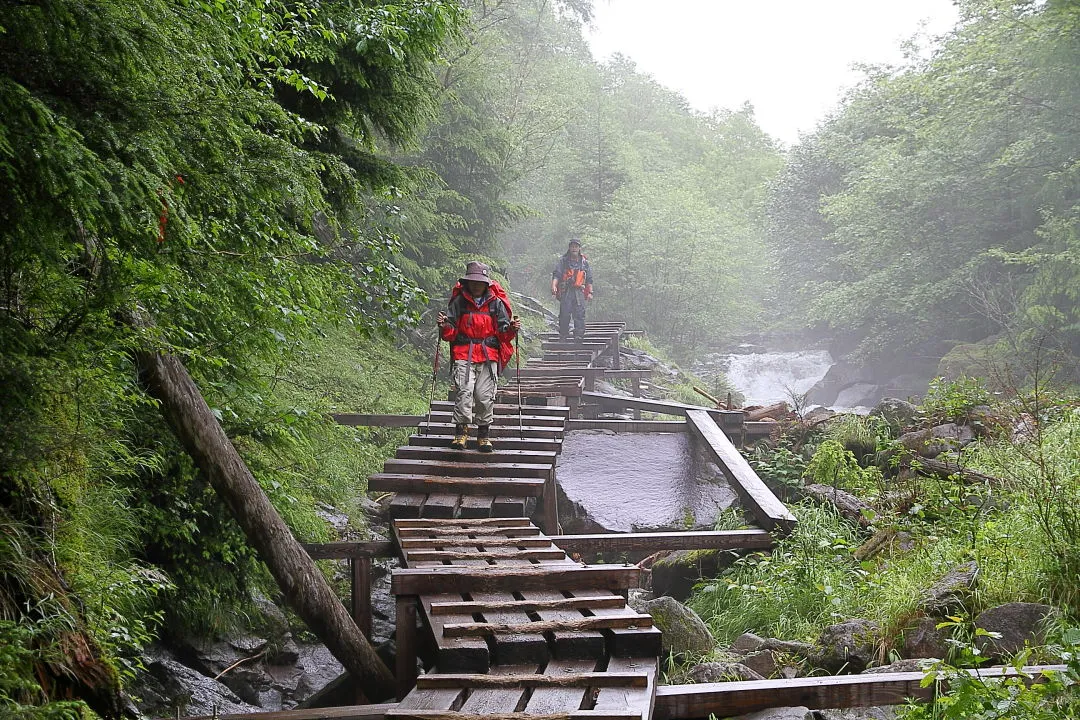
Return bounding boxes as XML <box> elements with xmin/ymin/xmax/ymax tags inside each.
<box><xmin>746</xmin><ymin>402</ymin><xmax>789</xmax><ymax>421</ymax></box>
<box><xmin>911</xmin><ymin>456</ymin><xmax>1004</xmax><ymax>486</ymax></box>
<box><xmin>801</xmin><ymin>483</ymin><xmax>874</xmax><ymax>528</ymax></box>
<box><xmin>134</xmin><ymin>346</ymin><xmax>396</xmax><ymax>701</ymax></box>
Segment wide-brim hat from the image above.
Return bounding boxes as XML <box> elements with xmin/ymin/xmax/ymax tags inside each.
<box><xmin>460</xmin><ymin>261</ymin><xmax>492</xmax><ymax>284</ymax></box>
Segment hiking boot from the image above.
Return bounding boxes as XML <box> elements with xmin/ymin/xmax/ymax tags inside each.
<box><xmin>477</xmin><ymin>425</ymin><xmax>494</xmax><ymax>453</ymax></box>
<box><xmin>450</xmin><ymin>424</ymin><xmax>468</xmax><ymax>450</ymax></box>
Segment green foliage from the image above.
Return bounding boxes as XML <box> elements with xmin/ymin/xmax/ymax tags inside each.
<box><xmin>806</xmin><ymin>439</ymin><xmax>883</xmax><ymax>493</ymax></box>
<box><xmin>690</xmin><ymin>502</ymin><xmax>866</xmax><ymax>643</ymax></box>
<box><xmin>768</xmin><ymin>0</ymin><xmax>1080</xmax><ymax>369</ymax></box>
<box><xmin>922</xmin><ymin>376</ymin><xmax>994</xmax><ymax>423</ymax></box>
<box><xmin>0</xmin><ymin>623</ymin><xmax>93</xmax><ymax>719</ymax></box>
<box><xmin>899</xmin><ymin>626</ymin><xmax>1080</xmax><ymax>719</ymax></box>
<box><xmin>748</xmin><ymin>443</ymin><xmax>810</xmax><ymax>489</ymax></box>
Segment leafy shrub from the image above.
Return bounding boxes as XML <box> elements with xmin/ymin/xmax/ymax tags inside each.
<box><xmin>823</xmin><ymin>414</ymin><xmax>892</xmax><ymax>463</ymax></box>
<box><xmin>748</xmin><ymin>443</ymin><xmax>809</xmax><ymax>488</ymax></box>
<box><xmin>806</xmin><ymin>439</ymin><xmax>882</xmax><ymax>493</ymax></box>
<box><xmin>922</xmin><ymin>376</ymin><xmax>993</xmax><ymax>423</ymax></box>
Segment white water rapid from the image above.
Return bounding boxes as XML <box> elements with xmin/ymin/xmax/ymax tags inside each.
<box><xmin>716</xmin><ymin>349</ymin><xmax>834</xmax><ymax>407</ymax></box>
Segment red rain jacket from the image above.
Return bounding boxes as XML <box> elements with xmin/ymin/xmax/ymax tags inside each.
<box><xmin>440</xmin><ymin>282</ymin><xmax>516</xmax><ymax>366</ymax></box>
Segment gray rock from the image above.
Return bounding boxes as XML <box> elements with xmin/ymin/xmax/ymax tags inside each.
<box><xmin>919</xmin><ymin>561</ymin><xmax>978</xmax><ymax>614</ymax></box>
<box><xmin>740</xmin><ymin>649</ymin><xmax>777</xmax><ymax>678</ymax></box>
<box><xmin>871</xmin><ymin>398</ymin><xmax>919</xmax><ymax>426</ymax></box>
<box><xmin>975</xmin><ymin>603</ymin><xmax>1059</xmax><ymax>658</ymax></box>
<box><xmin>803</xmin><ymin>407</ymin><xmax>836</xmax><ymax>425</ymax></box>
<box><xmin>760</xmin><ymin>638</ymin><xmax>814</xmax><ymax>658</ymax></box>
<box><xmin>687</xmin><ymin>661</ymin><xmax>764</xmax><ymax>682</ymax></box>
<box><xmin>731</xmin><ymin>632</ymin><xmax>766</xmax><ymax>654</ymax></box>
<box><xmin>817</xmin><ymin>708</ymin><xmax>898</xmax><ymax>720</ymax></box>
<box><xmin>130</xmin><ymin>647</ymin><xmax>261</xmax><ymax>718</ymax></box>
<box><xmin>834</xmin><ymin>383</ymin><xmax>881</xmax><ymax>410</ymax></box>
<box><xmin>639</xmin><ymin>596</ymin><xmax>715</xmax><ymax>659</ymax></box>
<box><xmin>864</xmin><ymin>658</ymin><xmax>931</xmax><ymax>674</ymax></box>
<box><xmin>650</xmin><ymin>549</ymin><xmax>736</xmax><ymax>601</ymax></box>
<box><xmin>732</xmin><ymin>707</ymin><xmax>813</xmax><ymax>720</ymax></box>
<box><xmin>813</xmin><ymin>619</ymin><xmax>880</xmax><ymax>673</ymax></box>
<box><xmin>901</xmin><ymin>617</ymin><xmax>949</xmax><ymax>660</ymax></box>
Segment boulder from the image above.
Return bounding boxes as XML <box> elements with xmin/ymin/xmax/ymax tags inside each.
<box><xmin>687</xmin><ymin>661</ymin><xmax>765</xmax><ymax>682</ymax></box>
<box><xmin>871</xmin><ymin>398</ymin><xmax>919</xmax><ymax>427</ymax></box>
<box><xmin>730</xmin><ymin>632</ymin><xmax>766</xmax><ymax>654</ymax></box>
<box><xmin>864</xmin><ymin>658</ymin><xmax>930</xmax><ymax>674</ymax></box>
<box><xmin>130</xmin><ymin>648</ymin><xmax>261</xmax><ymax>718</ymax></box>
<box><xmin>975</xmin><ymin>603</ymin><xmax>1059</xmax><ymax>658</ymax></box>
<box><xmin>919</xmin><ymin>561</ymin><xmax>978</xmax><ymax>615</ymax></box>
<box><xmin>898</xmin><ymin>424</ymin><xmax>976</xmax><ymax>459</ymax></box>
<box><xmin>813</xmin><ymin>619</ymin><xmax>880</xmax><ymax>673</ymax></box>
<box><xmin>760</xmin><ymin>638</ymin><xmax>814</xmax><ymax>658</ymax></box>
<box><xmin>803</xmin><ymin>406</ymin><xmax>836</xmax><ymax>425</ymax></box>
<box><xmin>817</xmin><ymin>708</ymin><xmax>898</xmax><ymax>720</ymax></box>
<box><xmin>834</xmin><ymin>383</ymin><xmax>881</xmax><ymax>410</ymax></box>
<box><xmin>739</xmin><ymin>650</ymin><xmax>777</xmax><ymax>678</ymax></box>
<box><xmin>638</xmin><ymin>596</ymin><xmax>715</xmax><ymax>659</ymax></box>
<box><xmin>901</xmin><ymin>617</ymin><xmax>949</xmax><ymax>660</ymax></box>
<box><xmin>807</xmin><ymin>360</ymin><xmax>875</xmax><ymax>407</ymax></box>
<box><xmin>731</xmin><ymin>707</ymin><xmax>813</xmax><ymax>720</ymax></box>
<box><xmin>650</xmin><ymin>549</ymin><xmax>735</xmax><ymax>601</ymax></box>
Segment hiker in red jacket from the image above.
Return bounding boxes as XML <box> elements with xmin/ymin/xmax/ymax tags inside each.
<box><xmin>437</xmin><ymin>262</ymin><xmax>521</xmax><ymax>451</ymax></box>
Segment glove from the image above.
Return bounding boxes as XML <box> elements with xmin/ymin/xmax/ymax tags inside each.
<box><xmin>584</xmin><ymin>284</ymin><xmax>593</xmax><ymax>301</ymax></box>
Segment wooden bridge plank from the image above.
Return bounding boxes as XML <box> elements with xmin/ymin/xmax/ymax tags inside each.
<box><xmin>389</xmin><ymin>493</ymin><xmax>425</xmax><ymax>519</ymax></box>
<box><xmin>457</xmin><ymin>663</ymin><xmax>536</xmax><ymax>715</ymax></box>
<box><xmin>416</xmin><ymin>672</ymin><xmax>648</xmax><ymax>689</ymax></box>
<box><xmin>493</xmin><ymin>495</ymin><xmax>527</xmax><ymax>517</ymax></box>
<box><xmin>394</xmin><ymin>446</ymin><xmax>559</xmax><ymax>466</ymax></box>
<box><xmin>417</xmin><ymin>422</ymin><xmax>564</xmax><ymax>439</ymax></box>
<box><xmin>523</xmin><ymin>658</ymin><xmax>598</xmax><ymax>715</ymax></box>
<box><xmin>399</xmin><ymin>537</ymin><xmax>551</xmax><ymax>549</ymax></box>
<box><xmin>457</xmin><ymin>495</ymin><xmax>495</xmax><ymax>518</ymax></box>
<box><xmin>383</xmin><ymin>458</ymin><xmax>554</xmax><ymax>480</ymax></box>
<box><xmin>370</xmin><ymin>474</ymin><xmax>546</xmax><ymax>497</ymax></box>
<box><xmin>396</xmin><ymin>517</ymin><xmax>533</xmax><ymax>527</ymax></box>
<box><xmin>650</xmin><ymin>665</ymin><xmax>1067</xmax><ymax>718</ymax></box>
<box><xmin>419</xmin><ymin>493</ymin><xmax>459</xmax><ymax>519</ymax></box>
<box><xmin>428</xmin><ymin>400</ymin><xmax>570</xmax><ymax>417</ymax></box>
<box><xmin>584</xmin><ymin>591</ymin><xmax>663</xmax><ymax>659</ymax></box>
<box><xmin>425</xmin><ymin>412</ymin><xmax>567</xmax><ymax>428</ymax></box>
<box><xmin>685</xmin><ymin>409</ymin><xmax>796</xmax><ymax>535</ymax></box>
<box><xmin>392</xmin><ymin>566</ymin><xmax>640</xmax><ymax>596</ymax></box>
<box><xmin>550</xmin><ymin>529</ymin><xmax>774</xmax><ymax>554</ymax></box>
<box><xmin>521</xmin><ymin>590</ymin><xmax>605</xmax><ymax>660</ymax></box>
<box><xmin>408</xmin><ymin>434</ymin><xmax>563</xmax><ymax>453</ymax></box>
<box><xmin>428</xmin><ymin>595</ymin><xmax>626</xmax><ymax>616</ymax></box>
<box><xmin>593</xmin><ymin>657</ymin><xmax>658</xmax><ymax>720</ymax></box>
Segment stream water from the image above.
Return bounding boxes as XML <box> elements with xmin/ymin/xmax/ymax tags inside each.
<box><xmin>708</xmin><ymin>349</ymin><xmax>834</xmax><ymax>407</ymax></box>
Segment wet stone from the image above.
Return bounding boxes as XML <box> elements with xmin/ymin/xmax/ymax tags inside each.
<box><xmin>555</xmin><ymin>431</ymin><xmax>737</xmax><ymax>533</ymax></box>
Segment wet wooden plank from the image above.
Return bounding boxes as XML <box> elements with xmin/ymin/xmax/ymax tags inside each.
<box><xmin>443</xmin><ymin>615</ymin><xmax>652</xmax><ymax>637</ymax></box>
<box><xmin>419</xmin><ymin>493</ymin><xmax>458</xmax><ymax>519</ymax></box>
<box><xmin>550</xmin><ymin>530</ymin><xmax>774</xmax><ymax>554</ymax></box>
<box><xmin>184</xmin><ymin>703</ymin><xmax>397</xmax><ymax>719</ymax></box>
<box><xmin>457</xmin><ymin>495</ymin><xmax>495</xmax><ymax>518</ymax></box>
<box><xmin>472</xmin><ymin>590</ymin><xmax>549</xmax><ymax>666</ymax></box>
<box><xmin>370</xmin><ymin>475</ymin><xmax>546</xmax><ymax>497</ymax></box>
<box><xmin>395</xmin><ymin>446</ymin><xmax>559</xmax><ymax>466</ymax></box>
<box><xmin>454</xmin><ymin>661</ymin><xmax>534</xmax><ymax>714</ymax></box>
<box><xmin>392</xmin><ymin>566</ymin><xmax>640</xmax><ymax>596</ymax></box>
<box><xmin>583</xmin><ymin>591</ymin><xmax>663</xmax><ymax>658</ymax></box>
<box><xmin>523</xmin><ymin>658</ymin><xmax>597</xmax><ymax>715</ymax></box>
<box><xmin>389</xmin><ymin>493</ymin><xmax>425</xmax><ymax>519</ymax></box>
<box><xmin>403</xmin><ymin>548</ymin><xmax>567</xmax><ymax>562</ymax></box>
<box><xmin>417</xmin><ymin>422</ymin><xmax>564</xmax><ymax>439</ymax></box>
<box><xmin>416</xmin><ymin>672</ymin><xmax>648</xmax><ymax>689</ymax></box>
<box><xmin>302</xmin><ymin>541</ymin><xmax>394</xmax><ymax>559</ymax></box>
<box><xmin>399</xmin><ymin>537</ymin><xmax>552</xmax><ymax>549</ymax></box>
<box><xmin>428</xmin><ymin>595</ymin><xmax>626</xmax><ymax>616</ymax></box>
<box><xmin>650</xmin><ymin>665</ymin><xmax>1067</xmax><ymax>718</ymax></box>
<box><xmin>425</xmin><ymin>412</ymin><xmax>568</xmax><ymax>428</ymax></box>
<box><xmin>493</xmin><ymin>495</ymin><xmax>527</xmax><ymax>517</ymax></box>
<box><xmin>429</xmin><ymin>400</ymin><xmax>570</xmax><ymax>417</ymax></box>
<box><xmin>384</xmin><ymin>458</ymin><xmax>554</xmax><ymax>480</ymax></box>
<box><xmin>521</xmin><ymin>590</ymin><xmax>605</xmax><ymax>660</ymax></box>
<box><xmin>593</xmin><ymin>657</ymin><xmax>657</xmax><ymax>720</ymax></box>
<box><xmin>686</xmin><ymin>409</ymin><xmax>796</xmax><ymax>535</ymax></box>
<box><xmin>396</xmin><ymin>517</ymin><xmax>533</xmax><ymax>528</ymax></box>
<box><xmin>408</xmin><ymin>434</ymin><xmax>563</xmax><ymax>453</ymax></box>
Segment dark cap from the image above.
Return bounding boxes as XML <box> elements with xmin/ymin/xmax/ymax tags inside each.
<box><xmin>460</xmin><ymin>261</ymin><xmax>491</xmax><ymax>284</ymax></box>
<box><xmin>568</xmin><ymin>238</ymin><xmax>582</xmax><ymax>248</ymax></box>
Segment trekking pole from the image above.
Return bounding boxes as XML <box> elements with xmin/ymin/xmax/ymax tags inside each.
<box><xmin>425</xmin><ymin>329</ymin><xmax>442</xmax><ymax>431</ymax></box>
<box><xmin>514</xmin><ymin>318</ymin><xmax>523</xmax><ymax>437</ymax></box>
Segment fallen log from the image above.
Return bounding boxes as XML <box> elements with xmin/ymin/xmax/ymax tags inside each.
<box><xmin>745</xmin><ymin>402</ymin><xmax>789</xmax><ymax>421</ymax></box>
<box><xmin>802</xmin><ymin>483</ymin><xmax>874</xmax><ymax>527</ymax></box>
<box><xmin>910</xmin><ymin>456</ymin><xmax>1004</xmax><ymax>486</ymax></box>
<box><xmin>132</xmin><ymin>329</ymin><xmax>396</xmax><ymax>701</ymax></box>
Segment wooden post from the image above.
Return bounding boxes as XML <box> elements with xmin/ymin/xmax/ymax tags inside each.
<box><xmin>612</xmin><ymin>333</ymin><xmax>621</xmax><ymax>370</ymax></box>
<box><xmin>395</xmin><ymin>595</ymin><xmax>418</xmax><ymax>700</ymax></box>
<box><xmin>630</xmin><ymin>377</ymin><xmax>642</xmax><ymax>421</ymax></box>
<box><xmin>541</xmin><ymin>470</ymin><xmax>559</xmax><ymax>534</ymax></box>
<box><xmin>568</xmin><ymin>394</ymin><xmax>581</xmax><ymax>418</ymax></box>
<box><xmin>351</xmin><ymin>557</ymin><xmax>373</xmax><ymax>640</ymax></box>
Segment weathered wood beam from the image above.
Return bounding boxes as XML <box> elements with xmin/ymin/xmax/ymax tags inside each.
<box><xmin>415</xmin><ymin>673</ymin><xmax>649</xmax><ymax>689</ymax></box>
<box><xmin>302</xmin><ymin>541</ymin><xmax>395</xmax><ymax>560</ymax></box>
<box><xmin>442</xmin><ymin>615</ymin><xmax>653</xmax><ymax>637</ymax></box>
<box><xmin>369</xmin><ymin>474</ymin><xmax>546</xmax><ymax>497</ymax></box>
<box><xmin>428</xmin><ymin>595</ymin><xmax>626</xmax><ymax>615</ymax></box>
<box><xmin>390</xmin><ymin>565</ymin><xmax>640</xmax><ymax>595</ymax></box>
<box><xmin>686</xmin><ymin>410</ymin><xmax>797</xmax><ymax>535</ymax></box>
<box><xmin>652</xmin><ymin>665</ymin><xmax>1067</xmax><ymax>719</ymax></box>
<box><xmin>180</xmin><ymin>702</ymin><xmax>397</xmax><ymax>720</ymax></box>
<box><xmin>550</xmin><ymin>529</ymin><xmax>774</xmax><ymax>554</ymax></box>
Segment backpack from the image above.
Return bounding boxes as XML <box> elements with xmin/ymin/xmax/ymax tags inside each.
<box><xmin>448</xmin><ymin>281</ymin><xmax>515</xmax><ymax>368</ymax></box>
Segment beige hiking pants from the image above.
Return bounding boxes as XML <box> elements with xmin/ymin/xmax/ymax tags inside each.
<box><xmin>451</xmin><ymin>359</ymin><xmax>498</xmax><ymax>426</ymax></box>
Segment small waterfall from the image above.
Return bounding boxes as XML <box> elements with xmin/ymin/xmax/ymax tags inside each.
<box><xmin>706</xmin><ymin>349</ymin><xmax>834</xmax><ymax>407</ymax></box>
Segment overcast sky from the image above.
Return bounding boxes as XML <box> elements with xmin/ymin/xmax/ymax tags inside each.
<box><xmin>584</xmin><ymin>0</ymin><xmax>961</xmax><ymax>145</ymax></box>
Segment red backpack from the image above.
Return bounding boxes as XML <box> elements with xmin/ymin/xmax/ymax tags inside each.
<box><xmin>447</xmin><ymin>281</ymin><xmax>515</xmax><ymax>368</ymax></box>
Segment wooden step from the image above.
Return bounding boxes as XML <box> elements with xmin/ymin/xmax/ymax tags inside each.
<box><xmin>370</xmin><ymin>473</ymin><xmax>546</xmax><ymax>497</ymax></box>
<box><xmin>391</xmin><ymin>565</ymin><xmax>641</xmax><ymax>595</ymax></box>
<box><xmin>394</xmin><ymin>445</ymin><xmax>558</xmax><ymax>466</ymax></box>
<box><xmin>425</xmin><ymin>411</ymin><xmax>566</xmax><ymax>428</ymax></box>
<box><xmin>417</xmin><ymin>422</ymin><xmax>563</xmax><ymax>439</ymax></box>
<box><xmin>383</xmin><ymin>458</ymin><xmax>553</xmax><ymax>479</ymax></box>
<box><xmin>429</xmin><ymin>401</ymin><xmax>570</xmax><ymax>417</ymax></box>
<box><xmin>407</xmin><ymin>434</ymin><xmax>563</xmax><ymax>453</ymax></box>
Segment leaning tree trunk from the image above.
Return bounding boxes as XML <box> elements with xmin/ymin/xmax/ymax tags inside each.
<box><xmin>134</xmin><ymin>346</ymin><xmax>396</xmax><ymax>701</ymax></box>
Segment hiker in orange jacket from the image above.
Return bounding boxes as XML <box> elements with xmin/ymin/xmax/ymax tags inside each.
<box><xmin>550</xmin><ymin>238</ymin><xmax>593</xmax><ymax>342</ymax></box>
<box><xmin>437</xmin><ymin>261</ymin><xmax>521</xmax><ymax>451</ymax></box>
